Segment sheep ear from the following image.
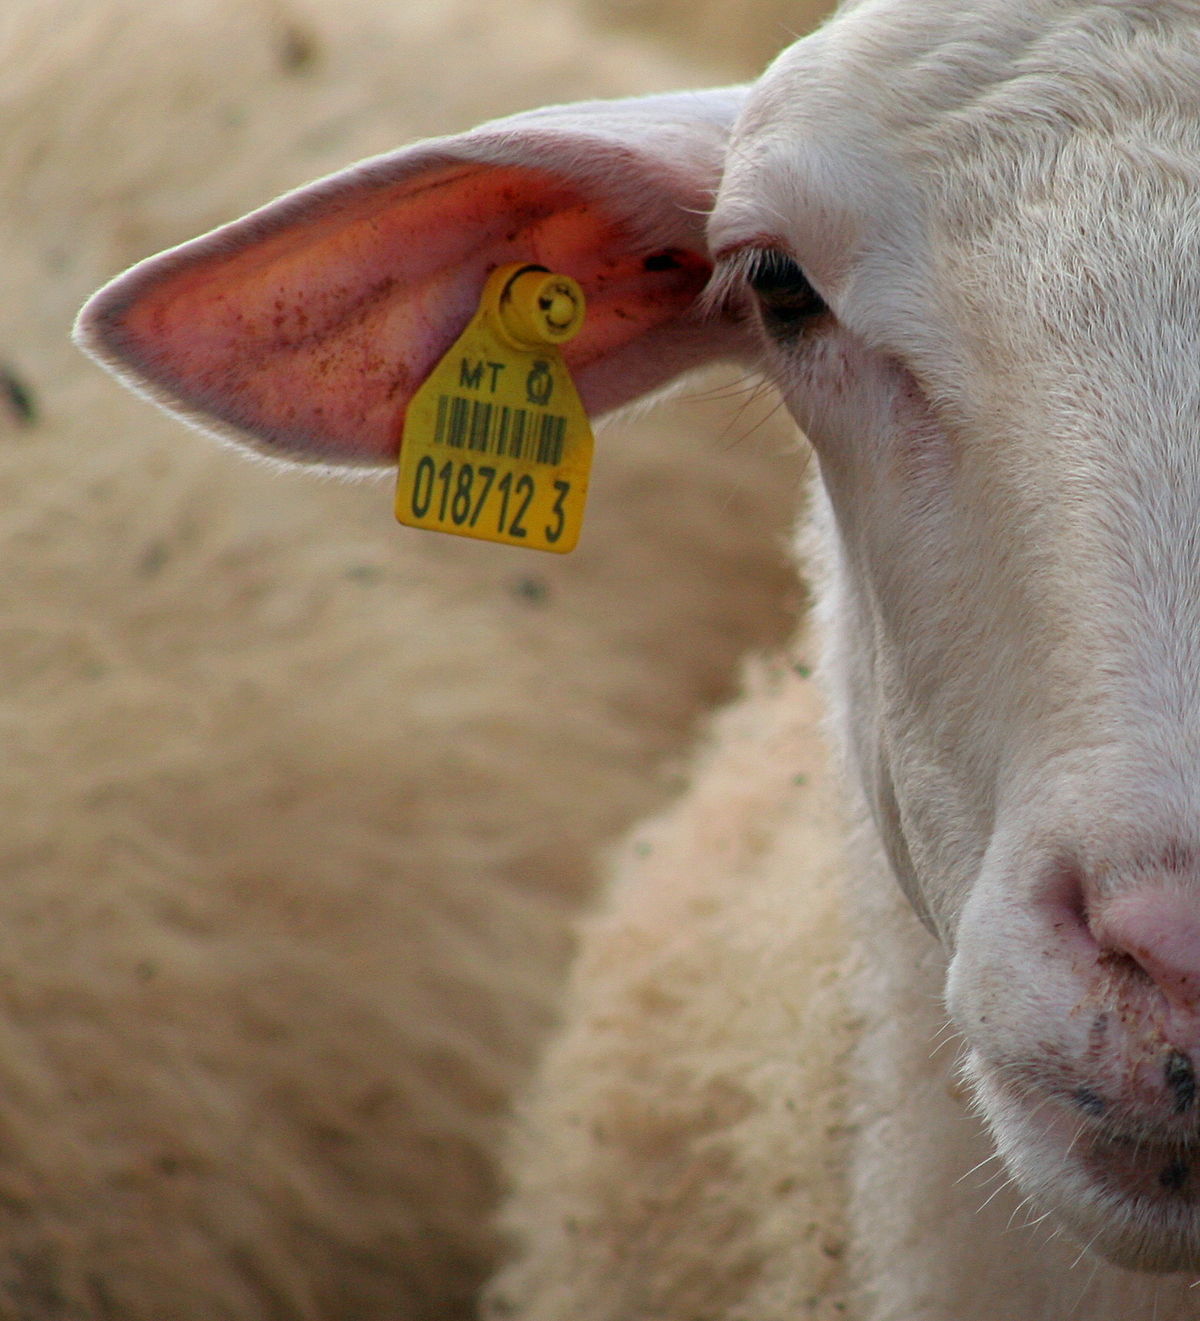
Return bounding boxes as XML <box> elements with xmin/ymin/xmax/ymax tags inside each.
<box><xmin>74</xmin><ymin>87</ymin><xmax>750</xmax><ymax>468</ymax></box>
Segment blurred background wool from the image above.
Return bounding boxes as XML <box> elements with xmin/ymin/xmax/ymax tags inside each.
<box><xmin>0</xmin><ymin>2</ymin><xmax>830</xmax><ymax>1317</ymax></box>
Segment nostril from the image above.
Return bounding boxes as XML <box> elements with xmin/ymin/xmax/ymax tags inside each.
<box><xmin>1091</xmin><ymin>889</ymin><xmax>1200</xmax><ymax>1016</ymax></box>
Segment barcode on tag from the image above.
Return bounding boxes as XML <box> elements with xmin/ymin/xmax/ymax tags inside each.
<box><xmin>434</xmin><ymin>395</ymin><xmax>567</xmax><ymax>466</ymax></box>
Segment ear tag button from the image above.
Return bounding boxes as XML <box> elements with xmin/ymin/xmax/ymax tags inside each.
<box><xmin>395</xmin><ymin>264</ymin><xmax>594</xmax><ymax>553</ymax></box>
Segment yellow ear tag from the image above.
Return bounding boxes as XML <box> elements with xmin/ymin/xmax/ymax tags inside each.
<box><xmin>395</xmin><ymin>264</ymin><xmax>594</xmax><ymax>553</ymax></box>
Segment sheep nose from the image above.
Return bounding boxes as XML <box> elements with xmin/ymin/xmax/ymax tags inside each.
<box><xmin>1092</xmin><ymin>889</ymin><xmax>1200</xmax><ymax>1016</ymax></box>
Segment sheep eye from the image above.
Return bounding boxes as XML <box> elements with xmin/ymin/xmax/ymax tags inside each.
<box><xmin>745</xmin><ymin>251</ymin><xmax>827</xmax><ymax>337</ymax></box>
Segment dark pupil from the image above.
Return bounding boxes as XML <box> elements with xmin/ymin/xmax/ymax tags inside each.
<box><xmin>747</xmin><ymin>252</ymin><xmax>826</xmax><ymax>330</ymax></box>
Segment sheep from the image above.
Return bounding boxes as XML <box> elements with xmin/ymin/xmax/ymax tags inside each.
<box><xmin>9</xmin><ymin>0</ymin><xmax>807</xmax><ymax>1316</ymax></box>
<box><xmin>77</xmin><ymin>0</ymin><xmax>1200</xmax><ymax>1315</ymax></box>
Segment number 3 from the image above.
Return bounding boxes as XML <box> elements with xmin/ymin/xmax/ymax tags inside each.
<box><xmin>545</xmin><ymin>480</ymin><xmax>571</xmax><ymax>544</ymax></box>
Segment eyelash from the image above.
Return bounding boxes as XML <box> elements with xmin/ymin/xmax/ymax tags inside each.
<box><xmin>706</xmin><ymin>247</ymin><xmax>829</xmax><ymax>341</ymax></box>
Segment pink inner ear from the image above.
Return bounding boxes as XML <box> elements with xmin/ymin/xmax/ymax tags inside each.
<box><xmin>89</xmin><ymin>163</ymin><xmax>712</xmax><ymax>465</ymax></box>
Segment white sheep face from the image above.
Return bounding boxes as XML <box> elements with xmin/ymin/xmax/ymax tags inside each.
<box><xmin>713</xmin><ymin>0</ymin><xmax>1200</xmax><ymax>1273</ymax></box>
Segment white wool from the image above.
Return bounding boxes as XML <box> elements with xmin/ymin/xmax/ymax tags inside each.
<box><xmin>3</xmin><ymin>1</ymin><xmax>803</xmax><ymax>1316</ymax></box>
<box><xmin>487</xmin><ymin>648</ymin><xmax>856</xmax><ymax>1321</ymax></box>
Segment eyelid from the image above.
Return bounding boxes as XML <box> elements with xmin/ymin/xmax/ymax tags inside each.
<box><xmin>706</xmin><ymin>240</ymin><xmax>785</xmax><ymax>312</ymax></box>
<box><xmin>704</xmin><ymin>240</ymin><xmax>822</xmax><ymax>318</ymax></box>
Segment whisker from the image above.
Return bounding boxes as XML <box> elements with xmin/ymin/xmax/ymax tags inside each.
<box><xmin>1019</xmin><ymin>1205</ymin><xmax>1057</xmax><ymax>1232</ymax></box>
<box><xmin>976</xmin><ymin>1174</ymin><xmax>1018</xmax><ymax>1216</ymax></box>
<box><xmin>931</xmin><ymin>1016</ymin><xmax>958</xmax><ymax>1042</ymax></box>
<box><xmin>957</xmin><ymin>1150</ymin><xmax>1004</xmax><ymax>1187</ymax></box>
<box><xmin>930</xmin><ymin>1032</ymin><xmax>962</xmax><ymax>1062</ymax></box>
<box><xmin>1063</xmin><ymin>1114</ymin><xmax>1089</xmax><ymax>1160</ymax></box>
<box><xmin>1068</xmin><ymin>1256</ymin><xmax>1102</xmax><ymax>1318</ymax></box>
<box><xmin>1069</xmin><ymin>1226</ymin><xmax>1105</xmax><ymax>1271</ymax></box>
<box><xmin>1003</xmin><ymin>1192</ymin><xmax>1034</xmax><ymax>1232</ymax></box>
<box><xmin>717</xmin><ymin>384</ymin><xmax>791</xmax><ymax>451</ymax></box>
<box><xmin>681</xmin><ymin>371</ymin><xmax>773</xmax><ymax>405</ymax></box>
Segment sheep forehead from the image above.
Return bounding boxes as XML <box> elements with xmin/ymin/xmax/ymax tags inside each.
<box><xmin>718</xmin><ymin>0</ymin><xmax>1200</xmax><ymax>410</ymax></box>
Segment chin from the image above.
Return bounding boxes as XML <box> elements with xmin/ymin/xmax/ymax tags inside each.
<box><xmin>966</xmin><ymin>1052</ymin><xmax>1200</xmax><ymax>1275</ymax></box>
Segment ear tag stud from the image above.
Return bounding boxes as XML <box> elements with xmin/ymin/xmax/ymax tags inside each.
<box><xmin>395</xmin><ymin>264</ymin><xmax>594</xmax><ymax>553</ymax></box>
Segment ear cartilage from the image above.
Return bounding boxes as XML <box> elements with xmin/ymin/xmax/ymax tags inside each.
<box><xmin>395</xmin><ymin>263</ymin><xmax>595</xmax><ymax>553</ymax></box>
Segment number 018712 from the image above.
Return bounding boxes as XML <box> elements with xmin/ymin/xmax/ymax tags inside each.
<box><xmin>405</xmin><ymin>456</ymin><xmax>574</xmax><ymax>547</ymax></box>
